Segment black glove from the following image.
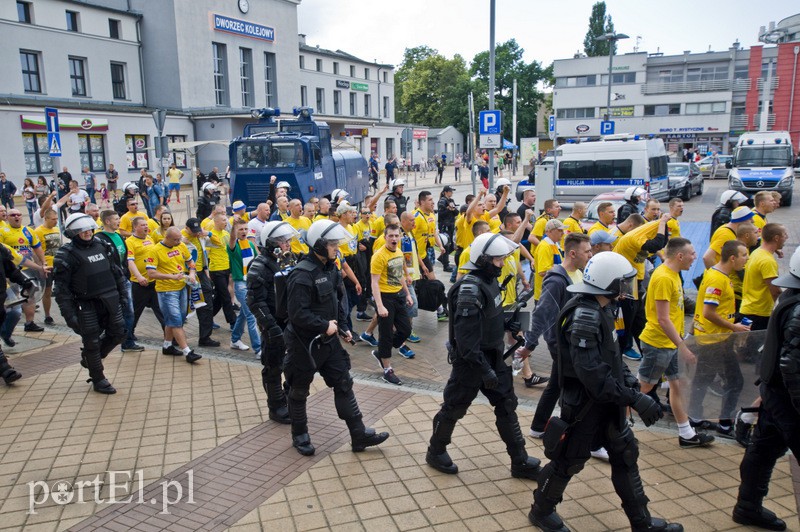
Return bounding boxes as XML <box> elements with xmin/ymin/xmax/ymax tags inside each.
<box><xmin>267</xmin><ymin>325</ymin><xmax>283</xmax><ymax>341</ymax></box>
<box><xmin>481</xmin><ymin>367</ymin><xmax>499</xmax><ymax>390</ymax></box>
<box><xmin>66</xmin><ymin>315</ymin><xmax>80</xmax><ymax>334</ymax></box>
<box><xmin>20</xmin><ymin>277</ymin><xmax>34</xmax><ymax>290</ymax></box>
<box><xmin>632</xmin><ymin>393</ymin><xmax>662</xmax><ymax>427</ymax></box>
<box><xmin>504</xmin><ymin>318</ymin><xmax>521</xmax><ymax>335</ymax></box>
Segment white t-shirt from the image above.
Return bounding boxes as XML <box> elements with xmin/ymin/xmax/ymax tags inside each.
<box><xmin>247</xmin><ymin>217</ymin><xmax>267</xmax><ymax>240</ymax></box>
<box><xmin>68</xmin><ymin>190</ymin><xmax>89</xmax><ymax>212</ymax></box>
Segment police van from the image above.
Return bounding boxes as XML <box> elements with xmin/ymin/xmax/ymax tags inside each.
<box><xmin>544</xmin><ymin>134</ymin><xmax>670</xmax><ymax>205</ymax></box>
<box><xmin>727</xmin><ymin>131</ymin><xmax>796</xmax><ymax>206</ymax></box>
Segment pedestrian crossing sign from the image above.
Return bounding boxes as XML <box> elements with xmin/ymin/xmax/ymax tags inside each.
<box><xmin>48</xmin><ymin>132</ymin><xmax>62</xmax><ymax>157</ymax></box>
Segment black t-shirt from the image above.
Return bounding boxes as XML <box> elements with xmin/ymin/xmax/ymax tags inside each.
<box><xmin>516</xmin><ymin>203</ymin><xmax>535</xmax><ymax>244</ymax></box>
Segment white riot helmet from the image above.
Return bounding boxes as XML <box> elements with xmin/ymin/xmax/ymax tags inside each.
<box><xmin>720</xmin><ymin>190</ymin><xmax>747</xmax><ymax>207</ymax></box>
<box><xmin>331</xmin><ymin>188</ymin><xmax>349</xmax><ymax>202</ymax></box>
<box><xmin>495</xmin><ymin>177</ymin><xmax>511</xmax><ymax>189</ymax></box>
<box><xmin>121</xmin><ymin>181</ymin><xmax>139</xmax><ymax>195</ymax></box>
<box><xmin>390</xmin><ymin>178</ymin><xmax>406</xmax><ymax>190</ymax></box>
<box><xmin>275</xmin><ymin>181</ymin><xmax>291</xmax><ymax>191</ymax></box>
<box><xmin>201</xmin><ymin>182</ymin><xmax>217</xmax><ymax>194</ymax></box>
<box><xmin>439</xmin><ymin>233</ymin><xmax>450</xmax><ymax>249</ymax></box>
<box><xmin>464</xmin><ymin>232</ymin><xmax>518</xmax><ymax>271</ymax></box>
<box><xmin>568</xmin><ymin>251</ymin><xmax>636</xmax><ymax>298</ymax></box>
<box><xmin>64</xmin><ymin>213</ymin><xmax>99</xmax><ymax>239</ymax></box>
<box><xmin>623</xmin><ymin>186</ymin><xmax>645</xmax><ymax>202</ymax></box>
<box><xmin>773</xmin><ymin>246</ymin><xmax>800</xmax><ymax>289</ymax></box>
<box><xmin>259</xmin><ymin>221</ymin><xmax>299</xmax><ymax>249</ymax></box>
<box><xmin>306</xmin><ymin>219</ymin><xmax>354</xmax><ymax>256</ymax></box>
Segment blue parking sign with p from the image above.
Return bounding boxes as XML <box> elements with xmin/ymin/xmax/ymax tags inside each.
<box><xmin>479</xmin><ymin>110</ymin><xmax>502</xmax><ymax>135</ymax></box>
<box><xmin>600</xmin><ymin>120</ymin><xmax>615</xmax><ymax>135</ymax></box>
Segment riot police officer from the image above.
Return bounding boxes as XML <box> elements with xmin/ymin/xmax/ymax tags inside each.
<box><xmin>710</xmin><ymin>190</ymin><xmax>747</xmax><ymax>237</ymax></box>
<box><xmin>246</xmin><ymin>221</ymin><xmax>300</xmax><ymax>424</ymax></box>
<box><xmin>0</xmin><ymin>245</ymin><xmax>35</xmax><ymax>385</ymax></box>
<box><xmin>617</xmin><ymin>186</ymin><xmax>645</xmax><ymax>224</ymax></box>
<box><xmin>53</xmin><ymin>213</ymin><xmax>128</xmax><ymax>394</ymax></box>
<box><xmin>114</xmin><ymin>182</ymin><xmax>140</xmax><ymax>216</ymax></box>
<box><xmin>283</xmin><ymin>219</ymin><xmax>389</xmax><ymax>456</ymax></box>
<box><xmin>196</xmin><ymin>182</ymin><xmax>220</xmax><ymax>220</ymax></box>
<box><xmin>426</xmin><ymin>232</ymin><xmax>541</xmax><ymax>480</ymax></box>
<box><xmin>389</xmin><ymin>179</ymin><xmax>408</xmax><ymax>216</ymax></box>
<box><xmin>530</xmin><ymin>252</ymin><xmax>682</xmax><ymax>532</ymax></box>
<box><xmin>732</xmin><ymin>247</ymin><xmax>800</xmax><ymax>531</ymax></box>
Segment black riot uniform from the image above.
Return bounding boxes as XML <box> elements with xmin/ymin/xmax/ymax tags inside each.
<box><xmin>53</xmin><ymin>234</ymin><xmax>128</xmax><ymax>394</ymax></box>
<box><xmin>733</xmin><ymin>285</ymin><xmax>800</xmax><ymax>530</ymax></box>
<box><xmin>114</xmin><ymin>187</ymin><xmax>139</xmax><ymax>216</ymax></box>
<box><xmin>196</xmin><ymin>187</ymin><xmax>220</xmax><ymax>220</ymax></box>
<box><xmin>283</xmin><ymin>251</ymin><xmax>388</xmax><ymax>456</ymax></box>
<box><xmin>0</xmin><ymin>245</ymin><xmax>33</xmax><ymax>385</ymax></box>
<box><xmin>246</xmin><ymin>248</ymin><xmax>293</xmax><ymax>424</ymax></box>
<box><xmin>390</xmin><ymin>190</ymin><xmax>408</xmax><ymax>216</ymax></box>
<box><xmin>530</xmin><ymin>288</ymin><xmax>682</xmax><ymax>532</ymax></box>
<box><xmin>426</xmin><ymin>266</ymin><xmax>541</xmax><ymax>480</ymax></box>
<box><xmin>617</xmin><ymin>199</ymin><xmax>639</xmax><ymax>225</ymax></box>
<box><xmin>710</xmin><ymin>205</ymin><xmax>733</xmax><ymax>237</ymax></box>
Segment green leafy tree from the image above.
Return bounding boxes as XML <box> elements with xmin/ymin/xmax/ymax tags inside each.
<box><xmin>470</xmin><ymin>39</ymin><xmax>551</xmax><ymax>141</ymax></box>
<box><xmin>394</xmin><ymin>46</ymin><xmax>438</xmax><ymax>124</ymax></box>
<box><xmin>583</xmin><ymin>2</ymin><xmax>616</xmax><ymax>56</ymax></box>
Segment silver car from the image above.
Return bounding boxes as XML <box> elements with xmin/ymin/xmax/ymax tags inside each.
<box><xmin>697</xmin><ymin>155</ymin><xmax>733</xmax><ymax>179</ymax></box>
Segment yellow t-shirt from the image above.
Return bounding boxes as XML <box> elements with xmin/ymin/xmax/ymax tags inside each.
<box><xmin>614</xmin><ymin>220</ymin><xmax>661</xmax><ymax>280</ymax></box>
<box><xmin>125</xmin><ymin>234</ymin><xmax>157</xmax><ymax>282</ymax></box>
<box><xmin>370</xmin><ymin>244</ymin><xmax>405</xmax><ymax>294</ymax></box>
<box><xmin>33</xmin><ymin>225</ymin><xmax>61</xmax><ymax>267</ymax></box>
<box><xmin>181</xmin><ymin>228</ymin><xmax>222</xmax><ymax>270</ymax></box>
<box><xmin>312</xmin><ymin>213</ymin><xmax>328</xmax><ymax>222</ymax></box>
<box><xmin>1</xmin><ymin>225</ymin><xmax>41</xmax><ymax>260</ymax></box>
<box><xmin>640</xmin><ymin>264</ymin><xmax>685</xmax><ymax>349</ymax></box>
<box><xmin>567</xmin><ymin>268</ymin><xmax>583</xmax><ymax>284</ymax></box>
<box><xmin>285</xmin><ymin>216</ymin><xmax>311</xmax><ymax>254</ymax></box>
<box><xmin>200</xmin><ymin>217</ymin><xmax>216</xmax><ymax>232</ymax></box>
<box><xmin>206</xmin><ymin>228</ymin><xmax>230</xmax><ymax>271</ymax></box>
<box><xmin>457</xmin><ymin>244</ymin><xmax>471</xmax><ymax>275</ymax></box>
<box><xmin>412</xmin><ymin>209</ymin><xmax>437</xmax><ymax>255</ymax></box>
<box><xmin>708</xmin><ymin>225</ymin><xmax>737</xmax><ymax>264</ymax></box>
<box><xmin>167</xmin><ymin>168</ymin><xmax>182</xmax><ymax>184</ymax></box>
<box><xmin>373</xmin><ymin>234</ymin><xmax>385</xmax><ymax>253</ymax></box>
<box><xmin>1</xmin><ymin>243</ymin><xmax>24</xmax><ymax>267</ymax></box>
<box><xmin>353</xmin><ymin>218</ymin><xmax>373</xmax><ymax>242</ymax></box>
<box><xmin>455</xmin><ymin>213</ymin><xmax>478</xmax><ymax>249</ymax></box>
<box><xmin>338</xmin><ymin>223</ymin><xmax>357</xmax><ymax>258</ymax></box>
<box><xmin>563</xmin><ymin>216</ymin><xmax>584</xmax><ymax>236</ymax></box>
<box><xmin>740</xmin><ymin>247</ymin><xmax>779</xmax><ymax>317</ymax></box>
<box><xmin>534</xmin><ymin>237</ymin><xmax>563</xmax><ymax>301</ymax></box>
<box><xmin>151</xmin><ymin>226</ymin><xmax>168</xmax><ymax>243</ymax></box>
<box><xmin>500</xmin><ymin>248</ymin><xmax>521</xmax><ymax>307</ymax></box>
<box><xmin>370</xmin><ymin>215</ymin><xmax>386</xmax><ymax>238</ymax></box>
<box><xmin>530</xmin><ymin>214</ymin><xmax>554</xmax><ymax>251</ymax></box>
<box><xmin>666</xmin><ymin>218</ymin><xmax>681</xmax><ymax>239</ymax></box>
<box><xmin>752</xmin><ymin>211</ymin><xmax>767</xmax><ymax>235</ymax></box>
<box><xmin>693</xmin><ymin>267</ymin><xmax>735</xmax><ymax>336</ymax></box>
<box><xmin>145</xmin><ymin>241</ymin><xmax>193</xmax><ymax>292</ymax></box>
<box><xmin>484</xmin><ymin>212</ymin><xmax>502</xmax><ymax>234</ymax></box>
<box><xmin>119</xmin><ymin>211</ymin><xmax>151</xmax><ymax>235</ymax></box>
<box><xmin>587</xmin><ymin>221</ymin><xmax>611</xmax><ymax>236</ymax></box>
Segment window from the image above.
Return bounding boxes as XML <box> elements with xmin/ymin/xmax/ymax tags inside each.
<box><xmin>364</xmin><ymin>94</ymin><xmax>371</xmax><ymax>116</ymax></box>
<box><xmin>69</xmin><ymin>57</ymin><xmax>87</xmax><ymax>97</ymax></box>
<box><xmin>686</xmin><ymin>66</ymin><xmax>728</xmax><ymax>82</ymax></box>
<box><xmin>383</xmin><ymin>71</ymin><xmax>388</xmax><ymax>83</ymax></box>
<box><xmin>652</xmin><ymin>69</ymin><xmax>683</xmax><ymax>83</ymax></box>
<box><xmin>316</xmin><ymin>58</ymin><xmax>322</xmax><ymax>72</ymax></box>
<box><xmin>110</xmin><ymin>62</ymin><xmax>126</xmax><ymax>99</ymax></box>
<box><xmin>610</xmin><ymin>106</ymin><xmax>635</xmax><ymax>117</ymax></box>
<box><xmin>300</xmin><ymin>85</ymin><xmax>307</xmax><ymax>106</ymax></box>
<box><xmin>17</xmin><ymin>1</ymin><xmax>31</xmax><ymax>23</ymax></box>
<box><xmin>239</xmin><ymin>47</ymin><xmax>253</xmax><ymax>107</ymax></box>
<box><xmin>364</xmin><ymin>67</ymin><xmax>370</xmax><ymax>80</ymax></box>
<box><xmin>600</xmin><ymin>72</ymin><xmax>636</xmax><ymax>85</ymax></box>
<box><xmin>333</xmin><ymin>62</ymin><xmax>339</xmax><ymax>75</ymax></box>
<box><xmin>315</xmin><ymin>88</ymin><xmax>325</xmax><ymax>113</ymax></box>
<box><xmin>760</xmin><ymin>61</ymin><xmax>777</xmax><ymax>79</ymax></box>
<box><xmin>125</xmin><ymin>135</ymin><xmax>148</xmax><ymax>170</ymax></box>
<box><xmin>109</xmin><ymin>19</ymin><xmax>120</xmax><ymax>39</ymax></box>
<box><xmin>555</xmin><ymin>107</ymin><xmax>595</xmax><ymax>119</ymax></box>
<box><xmin>22</xmin><ymin>133</ymin><xmax>52</xmax><ymax>175</ymax></box>
<box><xmin>79</xmin><ymin>134</ymin><xmax>106</xmax><ymax>172</ymax></box>
<box><xmin>333</xmin><ymin>90</ymin><xmax>341</xmax><ymax>114</ymax></box>
<box><xmin>264</xmin><ymin>52</ymin><xmax>277</xmax><ymax>107</ymax></box>
<box><xmin>20</xmin><ymin>50</ymin><xmax>41</xmax><ymax>93</ymax></box>
<box><xmin>685</xmin><ymin>102</ymin><xmax>726</xmax><ymax>114</ymax></box>
<box><xmin>757</xmin><ymin>100</ymin><xmax>774</xmax><ymax>114</ymax></box>
<box><xmin>349</xmin><ymin>92</ymin><xmax>356</xmax><ymax>115</ymax></box>
<box><xmin>167</xmin><ymin>135</ymin><xmax>187</xmax><ymax>168</ymax></box>
<box><xmin>350</xmin><ymin>65</ymin><xmax>355</xmax><ymax>77</ymax></box>
<box><xmin>644</xmin><ymin>104</ymin><xmax>680</xmax><ymax>116</ymax></box>
<box><xmin>733</xmin><ymin>64</ymin><xmax>749</xmax><ymax>80</ymax></box>
<box><xmin>554</xmin><ymin>75</ymin><xmax>597</xmax><ymax>88</ymax></box>
<box><xmin>66</xmin><ymin>10</ymin><xmax>79</xmax><ymax>32</ymax></box>
<box><xmin>299</xmin><ymin>56</ymin><xmax>305</xmax><ymax>69</ymax></box>
<box><xmin>383</xmin><ymin>96</ymin><xmax>390</xmax><ymax>119</ymax></box>
<box><xmin>731</xmin><ymin>104</ymin><xmax>746</xmax><ymax>116</ymax></box>
<box><xmin>212</xmin><ymin>42</ymin><xmax>228</xmax><ymax>106</ymax></box>
<box><xmin>649</xmin><ymin>156</ymin><xmax>668</xmax><ymax>178</ymax></box>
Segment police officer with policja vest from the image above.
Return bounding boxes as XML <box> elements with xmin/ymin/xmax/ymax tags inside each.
<box><xmin>53</xmin><ymin>213</ymin><xmax>128</xmax><ymax>394</ymax></box>
<box><xmin>426</xmin><ymin>232</ymin><xmax>542</xmax><ymax>480</ymax></box>
<box><xmin>530</xmin><ymin>252</ymin><xmax>682</xmax><ymax>532</ymax></box>
<box><xmin>283</xmin><ymin>219</ymin><xmax>389</xmax><ymax>456</ymax></box>
<box><xmin>245</xmin><ymin>221</ymin><xmax>301</xmax><ymax>425</ymax></box>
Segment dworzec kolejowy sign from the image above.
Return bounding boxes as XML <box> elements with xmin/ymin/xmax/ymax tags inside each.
<box><xmin>213</xmin><ymin>14</ymin><xmax>274</xmax><ymax>42</ymax></box>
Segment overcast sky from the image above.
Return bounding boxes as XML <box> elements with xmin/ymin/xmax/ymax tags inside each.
<box><xmin>297</xmin><ymin>0</ymin><xmax>799</xmax><ymax>68</ymax></box>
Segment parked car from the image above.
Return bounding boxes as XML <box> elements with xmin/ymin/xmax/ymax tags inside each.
<box><xmin>668</xmin><ymin>163</ymin><xmax>704</xmax><ymax>200</ymax></box>
<box><xmin>580</xmin><ymin>190</ymin><xmax>628</xmax><ymax>232</ymax></box>
<box><xmin>697</xmin><ymin>155</ymin><xmax>733</xmax><ymax>178</ymax></box>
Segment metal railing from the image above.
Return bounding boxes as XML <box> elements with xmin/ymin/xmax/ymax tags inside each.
<box><xmin>756</xmin><ymin>77</ymin><xmax>779</xmax><ymax>91</ymax></box>
<box><xmin>732</xmin><ymin>78</ymin><xmax>751</xmax><ymax>91</ymax></box>
<box><xmin>752</xmin><ymin>113</ymin><xmax>777</xmax><ymax>128</ymax></box>
<box><xmin>641</xmin><ymin>79</ymin><xmax>732</xmax><ymax>95</ymax></box>
<box><xmin>730</xmin><ymin>115</ymin><xmax>748</xmax><ymax>129</ymax></box>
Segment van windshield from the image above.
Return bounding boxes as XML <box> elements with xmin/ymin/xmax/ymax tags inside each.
<box><xmin>236</xmin><ymin>141</ymin><xmax>308</xmax><ymax>169</ymax></box>
<box><xmin>736</xmin><ymin>146</ymin><xmax>791</xmax><ymax>167</ymax></box>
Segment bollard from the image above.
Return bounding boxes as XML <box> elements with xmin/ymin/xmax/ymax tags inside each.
<box><xmin>186</xmin><ymin>194</ymin><xmax>192</xmax><ymax>219</ymax></box>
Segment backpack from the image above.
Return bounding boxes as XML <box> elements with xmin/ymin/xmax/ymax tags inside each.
<box><xmin>415</xmin><ymin>277</ymin><xmax>446</xmax><ymax>312</ymax></box>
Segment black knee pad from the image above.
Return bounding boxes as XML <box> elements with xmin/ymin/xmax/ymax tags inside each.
<box><xmin>287</xmin><ymin>384</ymin><xmax>310</xmax><ymax>402</ymax></box>
<box><xmin>441</xmin><ymin>405</ymin><xmax>468</xmax><ymax>422</ymax></box>
<box><xmin>496</xmin><ymin>396</ymin><xmax>518</xmax><ymax>418</ymax></box>
<box><xmin>607</xmin><ymin>426</ymin><xmax>639</xmax><ymax>467</ymax></box>
<box><xmin>333</xmin><ymin>374</ymin><xmax>354</xmax><ymax>395</ymax></box>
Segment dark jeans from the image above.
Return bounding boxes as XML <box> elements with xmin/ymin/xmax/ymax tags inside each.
<box><xmin>131</xmin><ymin>281</ymin><xmax>165</xmax><ymax>330</ymax></box>
<box><xmin>210</xmin><ymin>269</ymin><xmax>236</xmax><ymax>325</ymax></box>
<box><xmin>619</xmin><ymin>289</ymin><xmax>646</xmax><ymax>353</ymax></box>
<box><xmin>86</xmin><ymin>187</ymin><xmax>95</xmax><ymax>203</ymax></box>
<box><xmin>344</xmin><ymin>281</ymin><xmax>360</xmax><ymax>332</ymax></box>
<box><xmin>377</xmin><ymin>292</ymin><xmax>412</xmax><ymax>359</ymax></box>
<box><xmin>196</xmin><ymin>270</ymin><xmax>215</xmax><ymax>341</ymax></box>
<box><xmin>735</xmin><ymin>312</ymin><xmax>770</xmax><ymax>331</ymax></box>
<box><xmin>531</xmin><ymin>345</ymin><xmax>561</xmax><ymax>432</ymax></box>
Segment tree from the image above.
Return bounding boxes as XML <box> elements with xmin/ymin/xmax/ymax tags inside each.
<box><xmin>583</xmin><ymin>2</ymin><xmax>616</xmax><ymax>57</ymax></box>
<box><xmin>394</xmin><ymin>46</ymin><xmax>438</xmax><ymax>124</ymax></box>
<box><xmin>470</xmin><ymin>39</ymin><xmax>551</xmax><ymax>141</ymax></box>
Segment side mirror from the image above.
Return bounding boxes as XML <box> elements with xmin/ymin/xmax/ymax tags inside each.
<box><xmin>725</xmin><ymin>160</ymin><xmax>732</xmax><ymax>169</ymax></box>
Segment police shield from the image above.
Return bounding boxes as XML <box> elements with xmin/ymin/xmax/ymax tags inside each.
<box><xmin>674</xmin><ymin>330</ymin><xmax>767</xmax><ymax>430</ymax></box>
<box><xmin>5</xmin><ymin>271</ymin><xmax>45</xmax><ymax>308</ymax></box>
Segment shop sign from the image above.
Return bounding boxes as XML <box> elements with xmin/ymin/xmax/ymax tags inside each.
<box><xmin>412</xmin><ymin>130</ymin><xmax>427</xmax><ymax>139</ymax></box>
<box><xmin>611</xmin><ymin>106</ymin><xmax>634</xmax><ymax>117</ymax></box>
<box><xmin>351</xmin><ymin>82</ymin><xmax>369</xmax><ymax>92</ymax></box>
<box><xmin>20</xmin><ymin>115</ymin><xmax>108</xmax><ymax>131</ymax></box>
<box><xmin>659</xmin><ymin>127</ymin><xmax>706</xmax><ymax>133</ymax></box>
<box><xmin>212</xmin><ymin>13</ymin><xmax>274</xmax><ymax>42</ymax></box>
<box><xmin>576</xmin><ymin>124</ymin><xmax>590</xmax><ymax>133</ymax></box>
<box><xmin>336</xmin><ymin>80</ymin><xmax>350</xmax><ymax>89</ymax></box>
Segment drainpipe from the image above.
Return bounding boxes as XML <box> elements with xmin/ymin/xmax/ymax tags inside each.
<box><xmin>134</xmin><ymin>13</ymin><xmax>146</xmax><ymax>105</ymax></box>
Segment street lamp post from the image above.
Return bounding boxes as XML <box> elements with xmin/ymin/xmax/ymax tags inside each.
<box><xmin>597</xmin><ymin>32</ymin><xmax>629</xmax><ymax>121</ymax></box>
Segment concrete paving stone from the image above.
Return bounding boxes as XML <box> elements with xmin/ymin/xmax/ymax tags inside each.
<box><xmin>463</xmin><ymin>514</ymin><xmax>504</xmax><ymax>531</ymax></box>
<box><xmin>353</xmin><ymin>499</ymin><xmax>389</xmax><ymax>522</ymax></box>
<box><xmin>448</xmin><ymin>499</ymin><xmax>489</xmax><ymax>520</ymax></box>
<box><xmin>391</xmin><ymin>509</ymin><xmax>430</xmax><ymax>531</ymax></box>
<box><xmin>384</xmin><ymin>494</ymin><xmax>420</xmax><ymax>514</ymax></box>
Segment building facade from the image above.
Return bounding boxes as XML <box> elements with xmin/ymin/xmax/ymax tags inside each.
<box><xmin>553</xmin><ymin>14</ymin><xmax>800</xmax><ymax>157</ymax></box>
<box><xmin>0</xmin><ymin>0</ymin><xmax>411</xmax><ymax>190</ymax></box>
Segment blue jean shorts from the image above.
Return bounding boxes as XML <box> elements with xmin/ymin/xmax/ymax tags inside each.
<box><xmin>637</xmin><ymin>341</ymin><xmax>679</xmax><ymax>384</ymax></box>
<box><xmin>157</xmin><ymin>289</ymin><xmax>187</xmax><ymax>328</ymax></box>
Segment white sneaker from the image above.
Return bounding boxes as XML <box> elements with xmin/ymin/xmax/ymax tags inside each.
<box><xmin>231</xmin><ymin>340</ymin><xmax>250</xmax><ymax>351</ymax></box>
<box><xmin>254</xmin><ymin>350</ymin><xmax>261</xmax><ymax>360</ymax></box>
<box><xmin>529</xmin><ymin>429</ymin><xmax>545</xmax><ymax>439</ymax></box>
<box><xmin>590</xmin><ymin>447</ymin><xmax>610</xmax><ymax>461</ymax></box>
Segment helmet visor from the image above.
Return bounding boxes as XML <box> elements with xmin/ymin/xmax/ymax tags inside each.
<box><xmin>618</xmin><ymin>276</ymin><xmax>636</xmax><ymax>300</ymax></box>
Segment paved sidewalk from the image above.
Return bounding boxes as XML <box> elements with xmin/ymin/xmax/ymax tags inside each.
<box><xmin>0</xmin><ymin>327</ymin><xmax>797</xmax><ymax>531</ymax></box>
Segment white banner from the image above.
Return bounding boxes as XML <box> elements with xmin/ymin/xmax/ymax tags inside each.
<box><xmin>520</xmin><ymin>137</ymin><xmax>539</xmax><ymax>165</ymax></box>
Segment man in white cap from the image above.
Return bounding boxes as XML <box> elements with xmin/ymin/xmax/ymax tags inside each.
<box><xmin>533</xmin><ymin>219</ymin><xmax>565</xmax><ymax>302</ymax></box>
<box><xmin>703</xmin><ymin>206</ymin><xmax>756</xmax><ymax>269</ymax></box>
<box><xmin>711</xmin><ymin>190</ymin><xmax>747</xmax><ymax>236</ymax></box>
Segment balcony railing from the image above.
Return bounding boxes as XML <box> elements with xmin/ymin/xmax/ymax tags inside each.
<box><xmin>730</xmin><ymin>115</ymin><xmax>748</xmax><ymax>129</ymax></box>
<box><xmin>641</xmin><ymin>79</ymin><xmax>732</xmax><ymax>95</ymax></box>
<box><xmin>732</xmin><ymin>78</ymin><xmax>751</xmax><ymax>91</ymax></box>
<box><xmin>756</xmin><ymin>77</ymin><xmax>779</xmax><ymax>91</ymax></box>
<box><xmin>752</xmin><ymin>113</ymin><xmax>776</xmax><ymax>128</ymax></box>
